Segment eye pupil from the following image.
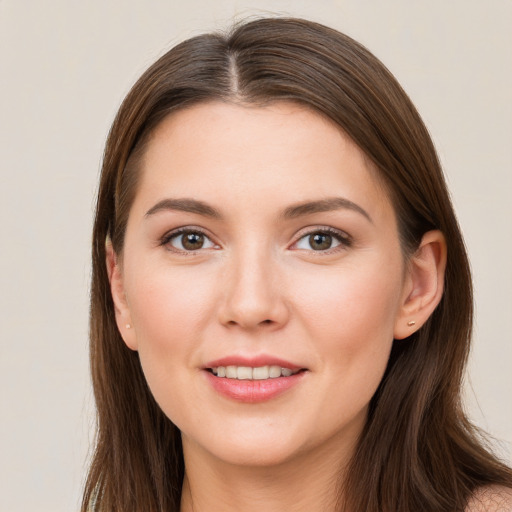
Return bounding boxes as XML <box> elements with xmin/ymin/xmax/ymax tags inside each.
<box><xmin>182</xmin><ymin>232</ymin><xmax>204</xmax><ymax>250</ymax></box>
<box><xmin>309</xmin><ymin>233</ymin><xmax>332</xmax><ymax>250</ymax></box>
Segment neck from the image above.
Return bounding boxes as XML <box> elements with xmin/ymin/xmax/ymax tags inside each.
<box><xmin>179</xmin><ymin>433</ymin><xmax>356</xmax><ymax>512</ymax></box>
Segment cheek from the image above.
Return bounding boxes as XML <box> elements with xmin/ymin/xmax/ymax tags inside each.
<box><xmin>123</xmin><ymin>264</ymin><xmax>223</xmax><ymax>426</ymax></box>
<box><xmin>128</xmin><ymin>262</ymin><xmax>216</xmax><ymax>334</ymax></box>
<box><xmin>293</xmin><ymin>258</ymin><xmax>402</xmax><ymax>373</ymax></box>
<box><xmin>124</xmin><ymin>263</ymin><xmax>219</xmax><ymax>379</ymax></box>
<box><xmin>299</xmin><ymin>258</ymin><xmax>401</xmax><ymax>321</ymax></box>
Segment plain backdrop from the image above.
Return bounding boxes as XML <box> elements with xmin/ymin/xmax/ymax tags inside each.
<box><xmin>1</xmin><ymin>1</ymin><xmax>511</xmax><ymax>510</ymax></box>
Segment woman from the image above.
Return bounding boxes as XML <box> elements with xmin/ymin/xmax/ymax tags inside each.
<box><xmin>83</xmin><ymin>17</ymin><xmax>512</xmax><ymax>512</ymax></box>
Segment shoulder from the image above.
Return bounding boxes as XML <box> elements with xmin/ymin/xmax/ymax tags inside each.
<box><xmin>466</xmin><ymin>486</ymin><xmax>512</xmax><ymax>512</ymax></box>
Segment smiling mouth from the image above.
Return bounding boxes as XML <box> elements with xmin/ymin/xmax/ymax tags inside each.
<box><xmin>209</xmin><ymin>365</ymin><xmax>303</xmax><ymax>380</ymax></box>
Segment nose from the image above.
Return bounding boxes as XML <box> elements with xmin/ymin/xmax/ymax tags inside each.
<box><xmin>218</xmin><ymin>245</ymin><xmax>290</xmax><ymax>330</ymax></box>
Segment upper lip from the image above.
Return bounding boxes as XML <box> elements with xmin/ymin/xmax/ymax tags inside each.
<box><xmin>204</xmin><ymin>355</ymin><xmax>304</xmax><ymax>371</ymax></box>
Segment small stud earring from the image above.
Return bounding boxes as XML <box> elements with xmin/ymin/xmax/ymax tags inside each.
<box><xmin>126</xmin><ymin>324</ymin><xmax>131</xmax><ymax>329</ymax></box>
<box><xmin>407</xmin><ymin>320</ymin><xmax>416</xmax><ymax>326</ymax></box>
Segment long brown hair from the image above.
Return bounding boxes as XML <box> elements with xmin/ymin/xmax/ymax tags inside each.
<box><xmin>83</xmin><ymin>17</ymin><xmax>512</xmax><ymax>512</ymax></box>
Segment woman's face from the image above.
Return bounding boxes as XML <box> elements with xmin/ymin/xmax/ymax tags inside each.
<box><xmin>114</xmin><ymin>101</ymin><xmax>412</xmax><ymax>468</ymax></box>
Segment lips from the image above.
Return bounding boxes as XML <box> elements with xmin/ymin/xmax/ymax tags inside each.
<box><xmin>203</xmin><ymin>356</ymin><xmax>307</xmax><ymax>402</ymax></box>
<box><xmin>205</xmin><ymin>355</ymin><xmax>303</xmax><ymax>371</ymax></box>
<box><xmin>211</xmin><ymin>365</ymin><xmax>299</xmax><ymax>380</ymax></box>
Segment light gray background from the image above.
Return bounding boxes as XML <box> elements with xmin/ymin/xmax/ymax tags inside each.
<box><xmin>1</xmin><ymin>1</ymin><xmax>510</xmax><ymax>511</ymax></box>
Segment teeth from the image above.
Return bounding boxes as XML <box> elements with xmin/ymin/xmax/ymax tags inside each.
<box><xmin>226</xmin><ymin>366</ymin><xmax>237</xmax><ymax>378</ymax></box>
<box><xmin>237</xmin><ymin>366</ymin><xmax>253</xmax><ymax>380</ymax></box>
<box><xmin>211</xmin><ymin>365</ymin><xmax>299</xmax><ymax>380</ymax></box>
<box><xmin>252</xmin><ymin>366</ymin><xmax>269</xmax><ymax>380</ymax></box>
<box><xmin>269</xmin><ymin>366</ymin><xmax>281</xmax><ymax>378</ymax></box>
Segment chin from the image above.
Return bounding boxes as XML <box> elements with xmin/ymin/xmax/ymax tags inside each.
<box><xmin>181</xmin><ymin>422</ymin><xmax>312</xmax><ymax>468</ymax></box>
<box><xmin>206</xmin><ymin>440</ymin><xmax>306</xmax><ymax>468</ymax></box>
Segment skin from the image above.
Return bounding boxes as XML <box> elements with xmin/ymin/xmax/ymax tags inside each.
<box><xmin>108</xmin><ymin>101</ymin><xmax>447</xmax><ymax>512</ymax></box>
<box><xmin>467</xmin><ymin>487</ymin><xmax>512</xmax><ymax>512</ymax></box>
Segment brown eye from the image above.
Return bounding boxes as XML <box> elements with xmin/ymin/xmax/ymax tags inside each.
<box><xmin>309</xmin><ymin>233</ymin><xmax>333</xmax><ymax>250</ymax></box>
<box><xmin>293</xmin><ymin>229</ymin><xmax>349</xmax><ymax>252</ymax></box>
<box><xmin>182</xmin><ymin>232</ymin><xmax>204</xmax><ymax>250</ymax></box>
<box><xmin>166</xmin><ymin>230</ymin><xmax>216</xmax><ymax>251</ymax></box>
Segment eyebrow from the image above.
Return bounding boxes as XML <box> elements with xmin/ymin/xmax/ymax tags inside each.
<box><xmin>144</xmin><ymin>196</ymin><xmax>372</xmax><ymax>223</ymax></box>
<box><xmin>282</xmin><ymin>197</ymin><xmax>373</xmax><ymax>223</ymax></box>
<box><xmin>145</xmin><ymin>198</ymin><xmax>222</xmax><ymax>219</ymax></box>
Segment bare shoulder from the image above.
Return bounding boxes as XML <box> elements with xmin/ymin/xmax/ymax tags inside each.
<box><xmin>466</xmin><ymin>486</ymin><xmax>512</xmax><ymax>512</ymax></box>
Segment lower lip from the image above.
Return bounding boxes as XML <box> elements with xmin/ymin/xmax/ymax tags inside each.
<box><xmin>204</xmin><ymin>371</ymin><xmax>306</xmax><ymax>403</ymax></box>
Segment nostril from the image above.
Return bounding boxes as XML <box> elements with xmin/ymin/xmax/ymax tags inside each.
<box><xmin>226</xmin><ymin>318</ymin><xmax>273</xmax><ymax>327</ymax></box>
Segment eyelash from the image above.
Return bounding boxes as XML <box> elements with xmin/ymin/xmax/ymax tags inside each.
<box><xmin>160</xmin><ymin>227</ymin><xmax>218</xmax><ymax>254</ymax></box>
<box><xmin>159</xmin><ymin>226</ymin><xmax>352</xmax><ymax>254</ymax></box>
<box><xmin>292</xmin><ymin>227</ymin><xmax>352</xmax><ymax>253</ymax></box>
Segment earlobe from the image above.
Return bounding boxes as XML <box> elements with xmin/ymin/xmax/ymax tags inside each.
<box><xmin>394</xmin><ymin>230</ymin><xmax>447</xmax><ymax>340</ymax></box>
<box><xmin>106</xmin><ymin>238</ymin><xmax>138</xmax><ymax>351</ymax></box>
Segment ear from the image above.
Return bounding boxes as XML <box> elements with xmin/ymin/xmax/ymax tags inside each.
<box><xmin>394</xmin><ymin>230</ymin><xmax>447</xmax><ymax>340</ymax></box>
<box><xmin>106</xmin><ymin>238</ymin><xmax>138</xmax><ymax>350</ymax></box>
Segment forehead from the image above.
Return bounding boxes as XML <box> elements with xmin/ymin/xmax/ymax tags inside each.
<box><xmin>133</xmin><ymin>101</ymin><xmax>393</xmax><ymax>221</ymax></box>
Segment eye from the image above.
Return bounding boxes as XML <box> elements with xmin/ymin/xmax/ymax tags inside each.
<box><xmin>163</xmin><ymin>229</ymin><xmax>217</xmax><ymax>252</ymax></box>
<box><xmin>293</xmin><ymin>229</ymin><xmax>351</xmax><ymax>252</ymax></box>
